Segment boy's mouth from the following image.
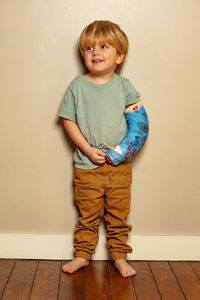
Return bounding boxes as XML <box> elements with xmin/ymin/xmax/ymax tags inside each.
<box><xmin>92</xmin><ymin>59</ymin><xmax>103</xmax><ymax>63</ymax></box>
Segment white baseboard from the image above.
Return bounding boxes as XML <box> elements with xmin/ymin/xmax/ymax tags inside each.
<box><xmin>0</xmin><ymin>234</ymin><xmax>200</xmax><ymax>260</ymax></box>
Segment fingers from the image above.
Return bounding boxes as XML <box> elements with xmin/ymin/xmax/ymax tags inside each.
<box><xmin>96</xmin><ymin>159</ymin><xmax>106</xmax><ymax>165</ymax></box>
<box><xmin>96</xmin><ymin>149</ymin><xmax>106</xmax><ymax>157</ymax></box>
<box><xmin>95</xmin><ymin>158</ymin><xmax>106</xmax><ymax>165</ymax></box>
<box><xmin>106</xmin><ymin>145</ymin><xmax>115</xmax><ymax>150</ymax></box>
<box><xmin>88</xmin><ymin>147</ymin><xmax>118</xmax><ymax>165</ymax></box>
<box><xmin>88</xmin><ymin>148</ymin><xmax>106</xmax><ymax>165</ymax></box>
<box><xmin>95</xmin><ymin>152</ymin><xmax>106</xmax><ymax>165</ymax></box>
<box><xmin>106</xmin><ymin>155</ymin><xmax>114</xmax><ymax>165</ymax></box>
<box><xmin>97</xmin><ymin>147</ymin><xmax>115</xmax><ymax>164</ymax></box>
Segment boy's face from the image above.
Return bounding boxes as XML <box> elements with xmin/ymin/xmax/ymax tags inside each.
<box><xmin>83</xmin><ymin>40</ymin><xmax>124</xmax><ymax>77</ymax></box>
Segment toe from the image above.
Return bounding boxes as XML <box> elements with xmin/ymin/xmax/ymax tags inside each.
<box><xmin>62</xmin><ymin>265</ymin><xmax>67</xmax><ymax>272</ymax></box>
<box><xmin>124</xmin><ymin>271</ymin><xmax>130</xmax><ymax>278</ymax></box>
<box><xmin>68</xmin><ymin>267</ymin><xmax>75</xmax><ymax>274</ymax></box>
<box><xmin>62</xmin><ymin>264</ymin><xmax>76</xmax><ymax>274</ymax></box>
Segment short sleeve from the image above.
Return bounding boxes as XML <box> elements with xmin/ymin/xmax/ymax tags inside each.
<box><xmin>58</xmin><ymin>87</ymin><xmax>76</xmax><ymax>122</ymax></box>
<box><xmin>125</xmin><ymin>79</ymin><xmax>141</xmax><ymax>106</ymax></box>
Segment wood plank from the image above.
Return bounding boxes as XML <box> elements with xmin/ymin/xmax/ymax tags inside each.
<box><xmin>190</xmin><ymin>261</ymin><xmax>200</xmax><ymax>280</ymax></box>
<box><xmin>129</xmin><ymin>261</ymin><xmax>161</xmax><ymax>300</ymax></box>
<box><xmin>1</xmin><ymin>260</ymin><xmax>38</xmax><ymax>300</ymax></box>
<box><xmin>170</xmin><ymin>261</ymin><xmax>200</xmax><ymax>300</ymax></box>
<box><xmin>30</xmin><ymin>260</ymin><xmax>61</xmax><ymax>300</ymax></box>
<box><xmin>1</xmin><ymin>259</ymin><xmax>199</xmax><ymax>300</ymax></box>
<box><xmin>85</xmin><ymin>261</ymin><xmax>111</xmax><ymax>300</ymax></box>
<box><xmin>149</xmin><ymin>261</ymin><xmax>185</xmax><ymax>300</ymax></box>
<box><xmin>58</xmin><ymin>260</ymin><xmax>85</xmax><ymax>300</ymax></box>
<box><xmin>0</xmin><ymin>260</ymin><xmax>16</xmax><ymax>298</ymax></box>
<box><xmin>108</xmin><ymin>261</ymin><xmax>136</xmax><ymax>300</ymax></box>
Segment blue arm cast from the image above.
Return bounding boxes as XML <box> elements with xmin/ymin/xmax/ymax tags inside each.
<box><xmin>106</xmin><ymin>105</ymin><xmax>149</xmax><ymax>165</ymax></box>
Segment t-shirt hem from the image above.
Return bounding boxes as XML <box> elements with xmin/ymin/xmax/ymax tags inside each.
<box><xmin>74</xmin><ymin>163</ymin><xmax>101</xmax><ymax>170</ymax></box>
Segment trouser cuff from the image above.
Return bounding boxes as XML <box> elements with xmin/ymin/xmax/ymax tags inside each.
<box><xmin>75</xmin><ymin>250</ymin><xmax>91</xmax><ymax>260</ymax></box>
<box><xmin>109</xmin><ymin>252</ymin><xmax>128</xmax><ymax>261</ymax></box>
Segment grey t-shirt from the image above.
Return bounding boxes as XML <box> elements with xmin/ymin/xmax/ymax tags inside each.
<box><xmin>58</xmin><ymin>73</ymin><xmax>140</xmax><ymax>169</ymax></box>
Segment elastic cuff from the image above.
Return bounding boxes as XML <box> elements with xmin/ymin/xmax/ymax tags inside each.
<box><xmin>109</xmin><ymin>252</ymin><xmax>128</xmax><ymax>261</ymax></box>
<box><xmin>75</xmin><ymin>250</ymin><xmax>91</xmax><ymax>260</ymax></box>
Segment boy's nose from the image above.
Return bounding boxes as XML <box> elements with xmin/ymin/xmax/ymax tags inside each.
<box><xmin>93</xmin><ymin>47</ymin><xmax>100</xmax><ymax>55</ymax></box>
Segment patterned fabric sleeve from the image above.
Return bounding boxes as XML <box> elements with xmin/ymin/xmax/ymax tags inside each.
<box><xmin>106</xmin><ymin>102</ymin><xmax>149</xmax><ymax>165</ymax></box>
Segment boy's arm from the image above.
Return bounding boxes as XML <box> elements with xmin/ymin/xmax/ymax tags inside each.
<box><xmin>106</xmin><ymin>102</ymin><xmax>149</xmax><ymax>165</ymax></box>
<box><xmin>63</xmin><ymin>119</ymin><xmax>106</xmax><ymax>165</ymax></box>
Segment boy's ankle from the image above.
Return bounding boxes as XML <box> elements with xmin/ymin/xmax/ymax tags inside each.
<box><xmin>75</xmin><ymin>250</ymin><xmax>91</xmax><ymax>260</ymax></box>
<box><xmin>110</xmin><ymin>253</ymin><xmax>127</xmax><ymax>261</ymax></box>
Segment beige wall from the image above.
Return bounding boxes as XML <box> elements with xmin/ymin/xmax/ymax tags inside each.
<box><xmin>1</xmin><ymin>0</ymin><xmax>200</xmax><ymax>236</ymax></box>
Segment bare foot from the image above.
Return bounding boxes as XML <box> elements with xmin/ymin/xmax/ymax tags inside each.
<box><xmin>62</xmin><ymin>257</ymin><xmax>89</xmax><ymax>274</ymax></box>
<box><xmin>114</xmin><ymin>259</ymin><xmax>136</xmax><ymax>278</ymax></box>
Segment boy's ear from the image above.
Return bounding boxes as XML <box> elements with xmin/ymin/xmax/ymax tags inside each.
<box><xmin>116</xmin><ymin>53</ymin><xmax>125</xmax><ymax>65</ymax></box>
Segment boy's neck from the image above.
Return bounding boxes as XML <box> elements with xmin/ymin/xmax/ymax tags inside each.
<box><xmin>84</xmin><ymin>72</ymin><xmax>116</xmax><ymax>84</ymax></box>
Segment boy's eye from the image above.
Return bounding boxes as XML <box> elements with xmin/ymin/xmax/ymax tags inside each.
<box><xmin>86</xmin><ymin>46</ymin><xmax>94</xmax><ymax>51</ymax></box>
<box><xmin>101</xmin><ymin>45</ymin><xmax>108</xmax><ymax>49</ymax></box>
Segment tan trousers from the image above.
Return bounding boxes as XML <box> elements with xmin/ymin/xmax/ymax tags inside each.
<box><xmin>73</xmin><ymin>162</ymin><xmax>133</xmax><ymax>261</ymax></box>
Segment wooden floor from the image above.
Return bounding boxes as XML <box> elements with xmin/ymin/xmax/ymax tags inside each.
<box><xmin>0</xmin><ymin>260</ymin><xmax>200</xmax><ymax>300</ymax></box>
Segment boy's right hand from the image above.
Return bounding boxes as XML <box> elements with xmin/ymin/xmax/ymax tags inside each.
<box><xmin>86</xmin><ymin>147</ymin><xmax>106</xmax><ymax>165</ymax></box>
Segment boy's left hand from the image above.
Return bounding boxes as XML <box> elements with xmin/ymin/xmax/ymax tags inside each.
<box><xmin>106</xmin><ymin>145</ymin><xmax>115</xmax><ymax>150</ymax></box>
<box><xmin>106</xmin><ymin>145</ymin><xmax>115</xmax><ymax>164</ymax></box>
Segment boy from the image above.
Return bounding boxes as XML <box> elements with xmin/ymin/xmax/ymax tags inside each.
<box><xmin>59</xmin><ymin>20</ymin><xmax>147</xmax><ymax>277</ymax></box>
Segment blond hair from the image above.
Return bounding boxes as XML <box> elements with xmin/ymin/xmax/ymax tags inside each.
<box><xmin>79</xmin><ymin>20</ymin><xmax>129</xmax><ymax>73</ymax></box>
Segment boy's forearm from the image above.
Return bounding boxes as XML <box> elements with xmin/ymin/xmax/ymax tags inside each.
<box><xmin>106</xmin><ymin>102</ymin><xmax>149</xmax><ymax>165</ymax></box>
<box><xmin>63</xmin><ymin>119</ymin><xmax>91</xmax><ymax>156</ymax></box>
<box><xmin>63</xmin><ymin>119</ymin><xmax>106</xmax><ymax>165</ymax></box>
